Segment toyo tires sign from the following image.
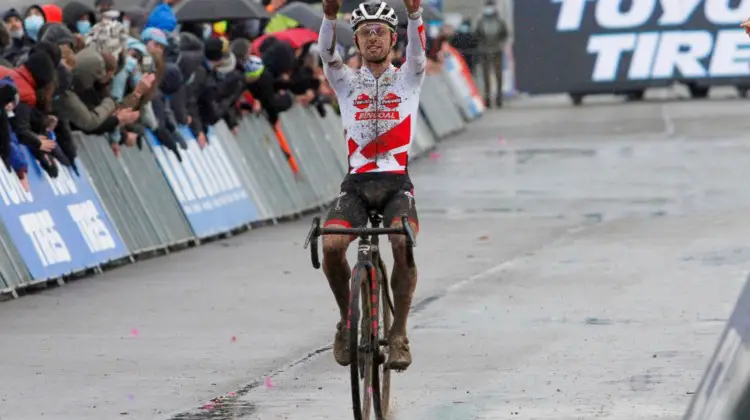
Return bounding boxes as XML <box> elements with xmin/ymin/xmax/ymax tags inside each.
<box><xmin>514</xmin><ymin>0</ymin><xmax>750</xmax><ymax>94</ymax></box>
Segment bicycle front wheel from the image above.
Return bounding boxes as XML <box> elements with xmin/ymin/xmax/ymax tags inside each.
<box><xmin>349</xmin><ymin>266</ymin><xmax>366</xmax><ymax>420</ymax></box>
<box><xmin>372</xmin><ymin>257</ymin><xmax>392</xmax><ymax>419</ymax></box>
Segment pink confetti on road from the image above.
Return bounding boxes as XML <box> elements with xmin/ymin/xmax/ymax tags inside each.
<box><xmin>367</xmin><ymin>386</ymin><xmax>373</xmax><ymax>395</ymax></box>
<box><xmin>127</xmin><ymin>394</ymin><xmax>134</xmax><ymax>401</ymax></box>
<box><xmin>202</xmin><ymin>402</ymin><xmax>216</xmax><ymax>410</ymax></box>
<box><xmin>429</xmin><ymin>152</ymin><xmax>440</xmax><ymax>160</ymax></box>
<box><xmin>231</xmin><ymin>335</ymin><xmax>237</xmax><ymax>343</ymax></box>
<box><xmin>265</xmin><ymin>376</ymin><xmax>273</xmax><ymax>389</ymax></box>
<box><xmin>227</xmin><ymin>392</ymin><xmax>237</xmax><ymax>397</ymax></box>
<box><xmin>130</xmin><ymin>328</ymin><xmax>139</xmax><ymax>337</ymax></box>
<box><xmin>499</xmin><ymin>137</ymin><xmax>507</xmax><ymax>145</ymax></box>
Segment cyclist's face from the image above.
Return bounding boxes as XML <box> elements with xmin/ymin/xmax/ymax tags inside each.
<box><xmin>356</xmin><ymin>22</ymin><xmax>394</xmax><ymax>62</ymax></box>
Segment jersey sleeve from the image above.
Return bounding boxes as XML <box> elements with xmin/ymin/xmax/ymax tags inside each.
<box><xmin>319</xmin><ymin>17</ymin><xmax>354</xmax><ymax>96</ymax></box>
<box><xmin>403</xmin><ymin>14</ymin><xmax>427</xmax><ymax>83</ymax></box>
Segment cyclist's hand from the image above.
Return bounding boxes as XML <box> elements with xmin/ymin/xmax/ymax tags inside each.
<box><xmin>403</xmin><ymin>0</ymin><xmax>421</xmax><ymax>14</ymax></box>
<box><xmin>322</xmin><ymin>0</ymin><xmax>340</xmax><ymax>19</ymax></box>
<box><xmin>197</xmin><ymin>132</ymin><xmax>208</xmax><ymax>149</ymax></box>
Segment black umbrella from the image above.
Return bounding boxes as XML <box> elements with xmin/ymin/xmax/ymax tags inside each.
<box><xmin>174</xmin><ymin>0</ymin><xmax>270</xmax><ymax>23</ymax></box>
<box><xmin>276</xmin><ymin>2</ymin><xmax>355</xmax><ymax>47</ymax></box>
<box><xmin>341</xmin><ymin>0</ymin><xmax>441</xmax><ymax>23</ymax></box>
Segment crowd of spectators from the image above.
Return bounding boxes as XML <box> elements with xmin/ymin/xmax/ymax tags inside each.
<box><xmin>0</xmin><ymin>0</ymin><xmax>453</xmax><ymax>192</ymax></box>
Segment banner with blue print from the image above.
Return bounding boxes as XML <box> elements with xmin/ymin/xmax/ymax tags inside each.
<box><xmin>146</xmin><ymin>127</ymin><xmax>260</xmax><ymax>238</ymax></box>
<box><xmin>0</xmin><ymin>148</ymin><xmax>128</xmax><ymax>281</ymax></box>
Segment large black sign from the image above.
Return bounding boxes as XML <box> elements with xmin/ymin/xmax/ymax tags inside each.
<box><xmin>514</xmin><ymin>0</ymin><xmax>750</xmax><ymax>94</ymax></box>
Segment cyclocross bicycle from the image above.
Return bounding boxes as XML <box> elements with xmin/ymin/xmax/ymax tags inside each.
<box><xmin>304</xmin><ymin>211</ymin><xmax>416</xmax><ymax>420</ymax></box>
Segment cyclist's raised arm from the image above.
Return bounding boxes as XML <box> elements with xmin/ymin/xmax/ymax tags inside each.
<box><xmin>319</xmin><ymin>17</ymin><xmax>353</xmax><ymax>94</ymax></box>
<box><xmin>403</xmin><ymin>12</ymin><xmax>427</xmax><ymax>82</ymax></box>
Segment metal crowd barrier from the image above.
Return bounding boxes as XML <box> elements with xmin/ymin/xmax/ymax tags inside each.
<box><xmin>0</xmin><ymin>64</ymin><xmax>484</xmax><ymax>298</ymax></box>
<box><xmin>420</xmin><ymin>74</ymin><xmax>467</xmax><ymax>139</ymax></box>
<box><xmin>74</xmin><ymin>132</ymin><xmax>193</xmax><ymax>255</ymax></box>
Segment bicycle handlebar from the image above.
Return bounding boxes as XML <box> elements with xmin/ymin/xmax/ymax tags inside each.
<box><xmin>303</xmin><ymin>215</ymin><xmax>416</xmax><ymax>269</ymax></box>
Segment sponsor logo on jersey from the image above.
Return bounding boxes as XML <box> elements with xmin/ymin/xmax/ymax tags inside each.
<box><xmin>382</xmin><ymin>92</ymin><xmax>402</xmax><ymax>109</ymax></box>
<box><xmin>353</xmin><ymin>93</ymin><xmax>372</xmax><ymax>110</ymax></box>
<box><xmin>355</xmin><ymin>111</ymin><xmax>400</xmax><ymax>121</ymax></box>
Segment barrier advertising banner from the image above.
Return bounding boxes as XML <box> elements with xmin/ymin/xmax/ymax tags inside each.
<box><xmin>0</xmin><ymin>149</ymin><xmax>128</xmax><ymax>280</ymax></box>
<box><xmin>515</xmin><ymin>0</ymin><xmax>750</xmax><ymax>94</ymax></box>
<box><xmin>443</xmin><ymin>47</ymin><xmax>484</xmax><ymax>119</ymax></box>
<box><xmin>684</xmin><ymin>274</ymin><xmax>750</xmax><ymax>419</ymax></box>
<box><xmin>147</xmin><ymin>128</ymin><xmax>260</xmax><ymax>238</ymax></box>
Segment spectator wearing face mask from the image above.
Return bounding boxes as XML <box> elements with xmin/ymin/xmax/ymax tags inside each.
<box><xmin>472</xmin><ymin>0</ymin><xmax>510</xmax><ymax>108</ymax></box>
<box><xmin>233</xmin><ymin>47</ymin><xmax>293</xmax><ymax>126</ymax></box>
<box><xmin>3</xmin><ymin>9</ymin><xmax>34</xmax><ymax>66</ymax></box>
<box><xmin>23</xmin><ymin>5</ymin><xmax>47</xmax><ymax>44</ymax></box>
<box><xmin>62</xmin><ymin>1</ymin><xmax>96</xmax><ymax>36</ymax></box>
<box><xmin>123</xmin><ymin>27</ymin><xmax>166</xmax><ymax>111</ymax></box>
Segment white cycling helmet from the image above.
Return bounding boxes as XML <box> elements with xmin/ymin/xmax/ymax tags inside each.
<box><xmin>350</xmin><ymin>1</ymin><xmax>399</xmax><ymax>31</ymax></box>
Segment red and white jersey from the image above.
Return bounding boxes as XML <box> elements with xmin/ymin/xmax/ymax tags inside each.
<box><xmin>319</xmin><ymin>15</ymin><xmax>427</xmax><ymax>175</ymax></box>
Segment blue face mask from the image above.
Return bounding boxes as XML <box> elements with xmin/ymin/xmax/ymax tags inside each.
<box><xmin>24</xmin><ymin>15</ymin><xmax>44</xmax><ymax>41</ymax></box>
<box><xmin>203</xmin><ymin>25</ymin><xmax>212</xmax><ymax>40</ymax></box>
<box><xmin>76</xmin><ymin>20</ymin><xmax>91</xmax><ymax>35</ymax></box>
<box><xmin>125</xmin><ymin>56</ymin><xmax>138</xmax><ymax>74</ymax></box>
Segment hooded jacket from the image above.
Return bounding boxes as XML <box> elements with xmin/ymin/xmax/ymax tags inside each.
<box><xmin>40</xmin><ymin>5</ymin><xmax>62</xmax><ymax>24</ymax></box>
<box><xmin>54</xmin><ymin>47</ymin><xmax>118</xmax><ymax>133</ymax></box>
<box><xmin>0</xmin><ymin>58</ymin><xmax>52</xmax><ymax>156</ymax></box>
<box><xmin>3</xmin><ymin>16</ymin><xmax>34</xmax><ymax>67</ymax></box>
<box><xmin>39</xmin><ymin>22</ymin><xmax>75</xmax><ymax>47</ymax></box>
<box><xmin>174</xmin><ymin>32</ymin><xmax>203</xmax><ymax>80</ymax></box>
<box><xmin>62</xmin><ymin>1</ymin><xmax>95</xmax><ymax>34</ymax></box>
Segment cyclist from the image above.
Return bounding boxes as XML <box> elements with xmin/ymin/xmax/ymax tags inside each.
<box><xmin>319</xmin><ymin>0</ymin><xmax>426</xmax><ymax>371</ymax></box>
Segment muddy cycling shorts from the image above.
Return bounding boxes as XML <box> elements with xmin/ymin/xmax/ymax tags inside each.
<box><xmin>324</xmin><ymin>172</ymin><xmax>419</xmax><ymax>232</ymax></box>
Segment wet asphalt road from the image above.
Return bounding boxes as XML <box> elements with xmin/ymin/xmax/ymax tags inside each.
<box><xmin>1</xmin><ymin>88</ymin><xmax>750</xmax><ymax>419</ymax></box>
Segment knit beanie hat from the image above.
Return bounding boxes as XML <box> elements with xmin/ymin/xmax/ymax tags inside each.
<box><xmin>24</xmin><ymin>51</ymin><xmax>56</xmax><ymax>88</ymax></box>
<box><xmin>204</xmin><ymin>37</ymin><xmax>225</xmax><ymax>62</ymax></box>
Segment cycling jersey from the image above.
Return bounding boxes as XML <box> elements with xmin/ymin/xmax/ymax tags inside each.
<box><xmin>319</xmin><ymin>15</ymin><xmax>427</xmax><ymax>175</ymax></box>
